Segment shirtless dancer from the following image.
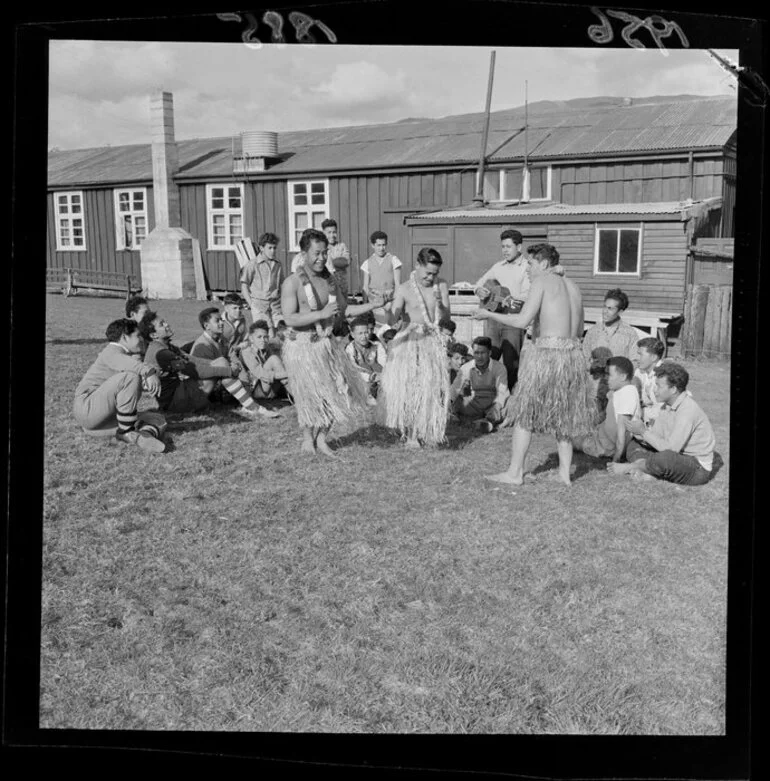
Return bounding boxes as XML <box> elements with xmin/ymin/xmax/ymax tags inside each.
<box><xmin>474</xmin><ymin>243</ymin><xmax>594</xmax><ymax>485</ymax></box>
<box><xmin>280</xmin><ymin>228</ymin><xmax>380</xmax><ymax>456</ymax></box>
<box><xmin>379</xmin><ymin>247</ymin><xmax>452</xmax><ymax>447</ymax></box>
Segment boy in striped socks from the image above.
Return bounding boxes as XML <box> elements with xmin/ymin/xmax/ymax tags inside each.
<box><xmin>73</xmin><ymin>318</ymin><xmax>166</xmax><ymax>452</ymax></box>
<box><xmin>190</xmin><ymin>307</ymin><xmax>281</xmax><ymax>420</ymax></box>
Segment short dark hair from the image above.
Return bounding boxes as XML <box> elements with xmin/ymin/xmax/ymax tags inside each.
<box><xmin>449</xmin><ymin>342</ymin><xmax>470</xmax><ymax>358</ymax></box>
<box><xmin>258</xmin><ymin>232</ymin><xmax>279</xmax><ymax>247</ymax></box>
<box><xmin>198</xmin><ymin>307</ymin><xmax>220</xmax><ymax>329</ymax></box>
<box><xmin>370</xmin><ymin>230</ymin><xmax>388</xmax><ymax>244</ymax></box>
<box><xmin>605</xmin><ymin>288</ymin><xmax>629</xmax><ymax>311</ymax></box>
<box><xmin>472</xmin><ymin>336</ymin><xmax>493</xmax><ymax>350</ymax></box>
<box><xmin>249</xmin><ymin>320</ymin><xmax>270</xmax><ymax>334</ymax></box>
<box><xmin>321</xmin><ymin>218</ymin><xmax>338</xmax><ymax>230</ymax></box>
<box><xmin>500</xmin><ymin>229</ymin><xmax>523</xmax><ymax>245</ymax></box>
<box><xmin>350</xmin><ymin>316</ymin><xmax>371</xmax><ymax>331</ymax></box>
<box><xmin>438</xmin><ymin>317</ymin><xmax>456</xmax><ymax>334</ymax></box>
<box><xmin>654</xmin><ymin>362</ymin><xmax>689</xmax><ymax>393</ymax></box>
<box><xmin>527</xmin><ymin>243</ymin><xmax>560</xmax><ymax>267</ymax></box>
<box><xmin>299</xmin><ymin>228</ymin><xmax>328</xmax><ymax>252</ymax></box>
<box><xmin>137</xmin><ymin>310</ymin><xmax>159</xmax><ymax>341</ymax></box>
<box><xmin>637</xmin><ymin>337</ymin><xmax>665</xmax><ymax>358</ymax></box>
<box><xmin>416</xmin><ymin>247</ymin><xmax>443</xmax><ymax>266</ymax></box>
<box><xmin>589</xmin><ymin>346</ymin><xmax>613</xmax><ymax>375</ymax></box>
<box><xmin>106</xmin><ymin>318</ymin><xmax>139</xmax><ymax>342</ymax></box>
<box><xmin>381</xmin><ymin>328</ymin><xmax>398</xmax><ymax>343</ymax></box>
<box><xmin>607</xmin><ymin>355</ymin><xmax>634</xmax><ymax>381</ymax></box>
<box><xmin>223</xmin><ymin>292</ymin><xmax>246</xmax><ymax>306</ymax></box>
<box><xmin>125</xmin><ymin>295</ymin><xmax>148</xmax><ymax>318</ymax></box>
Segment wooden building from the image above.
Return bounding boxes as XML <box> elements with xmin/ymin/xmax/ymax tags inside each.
<box><xmin>47</xmin><ymin>93</ymin><xmax>736</xmax><ymax>312</ymax></box>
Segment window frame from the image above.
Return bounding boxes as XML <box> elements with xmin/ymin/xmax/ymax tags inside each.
<box><xmin>114</xmin><ymin>187</ymin><xmax>149</xmax><ymax>251</ymax></box>
<box><xmin>54</xmin><ymin>191</ymin><xmax>87</xmax><ymax>251</ymax></box>
<box><xmin>287</xmin><ymin>179</ymin><xmax>330</xmax><ymax>252</ymax></box>
<box><xmin>477</xmin><ymin>165</ymin><xmax>552</xmax><ymax>203</ymax></box>
<box><xmin>592</xmin><ymin>222</ymin><xmax>644</xmax><ymax>277</ymax></box>
<box><xmin>206</xmin><ymin>183</ymin><xmax>245</xmax><ymax>251</ymax></box>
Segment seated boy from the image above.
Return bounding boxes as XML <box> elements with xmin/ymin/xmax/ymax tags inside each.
<box><xmin>345</xmin><ymin>315</ymin><xmax>387</xmax><ymax>404</ymax></box>
<box><xmin>448</xmin><ymin>341</ymin><xmax>471</xmax><ymax>385</ymax></box>
<box><xmin>633</xmin><ymin>336</ymin><xmax>666</xmax><ymax>425</ymax></box>
<box><xmin>220</xmin><ymin>292</ymin><xmax>249</xmax><ymax>362</ymax></box>
<box><xmin>588</xmin><ymin>346</ymin><xmax>613</xmax><ymax>422</ymax></box>
<box><xmin>239</xmin><ymin>320</ymin><xmax>291</xmax><ymax>401</ymax></box>
<box><xmin>140</xmin><ymin>311</ymin><xmax>210</xmax><ymax>414</ymax></box>
<box><xmin>573</xmin><ymin>355</ymin><xmax>641</xmax><ymax>462</ymax></box>
<box><xmin>73</xmin><ymin>318</ymin><xmax>166</xmax><ymax>452</ymax></box>
<box><xmin>125</xmin><ymin>296</ymin><xmax>150</xmax><ymax>357</ymax></box>
<box><xmin>438</xmin><ymin>316</ymin><xmax>457</xmax><ymax>340</ymax></box>
<box><xmin>449</xmin><ymin>336</ymin><xmax>509</xmax><ymax>433</ymax></box>
<box><xmin>190</xmin><ymin>307</ymin><xmax>281</xmax><ymax>420</ymax></box>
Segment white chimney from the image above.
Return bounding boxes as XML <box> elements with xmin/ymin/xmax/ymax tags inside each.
<box><xmin>150</xmin><ymin>91</ymin><xmax>182</xmax><ymax>228</ymax></box>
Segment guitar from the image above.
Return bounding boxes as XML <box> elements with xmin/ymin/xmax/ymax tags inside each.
<box><xmin>479</xmin><ymin>279</ymin><xmax>524</xmax><ymax>314</ymax></box>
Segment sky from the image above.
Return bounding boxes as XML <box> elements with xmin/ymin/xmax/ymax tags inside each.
<box><xmin>47</xmin><ymin>42</ymin><xmax>739</xmax><ymax>151</ymax></box>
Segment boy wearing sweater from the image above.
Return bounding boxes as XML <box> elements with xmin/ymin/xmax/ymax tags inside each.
<box><xmin>239</xmin><ymin>320</ymin><xmax>291</xmax><ymax>401</ymax></box>
<box><xmin>73</xmin><ymin>318</ymin><xmax>166</xmax><ymax>452</ymax></box>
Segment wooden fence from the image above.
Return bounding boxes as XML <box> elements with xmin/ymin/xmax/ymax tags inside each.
<box><xmin>680</xmin><ymin>284</ymin><xmax>732</xmax><ymax>359</ymax></box>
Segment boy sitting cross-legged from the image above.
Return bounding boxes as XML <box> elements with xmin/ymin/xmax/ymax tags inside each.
<box><xmin>191</xmin><ymin>307</ymin><xmax>281</xmax><ymax>420</ymax></box>
<box><xmin>73</xmin><ymin>318</ymin><xmax>166</xmax><ymax>452</ymax></box>
<box><xmin>573</xmin><ymin>355</ymin><xmax>641</xmax><ymax>462</ymax></box>
<box><xmin>139</xmin><ymin>311</ymin><xmax>211</xmax><ymax>414</ymax></box>
<box><xmin>345</xmin><ymin>315</ymin><xmax>387</xmax><ymax>405</ymax></box>
<box><xmin>239</xmin><ymin>320</ymin><xmax>291</xmax><ymax>402</ymax></box>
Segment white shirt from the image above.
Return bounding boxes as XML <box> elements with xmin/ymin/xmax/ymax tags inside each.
<box><xmin>476</xmin><ymin>255</ymin><xmax>531</xmax><ymax>300</ymax></box>
<box><xmin>598</xmin><ymin>383</ymin><xmax>642</xmax><ymax>452</ymax></box>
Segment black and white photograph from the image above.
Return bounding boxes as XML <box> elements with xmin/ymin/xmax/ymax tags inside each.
<box><xmin>7</xmin><ymin>1</ymin><xmax>761</xmax><ymax>776</ymax></box>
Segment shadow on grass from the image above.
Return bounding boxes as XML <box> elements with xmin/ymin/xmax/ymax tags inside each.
<box><xmin>710</xmin><ymin>451</ymin><xmax>726</xmax><ymax>479</ymax></box>
<box><xmin>531</xmin><ymin>451</ymin><xmax>608</xmax><ymax>482</ymax></box>
<box><xmin>333</xmin><ymin>424</ymin><xmax>403</xmax><ymax>449</ymax></box>
<box><xmin>442</xmin><ymin>422</ymin><xmax>492</xmax><ymax>450</ymax></box>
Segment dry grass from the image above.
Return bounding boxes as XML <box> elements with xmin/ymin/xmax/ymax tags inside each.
<box><xmin>41</xmin><ymin>293</ymin><xmax>729</xmax><ymax>733</ymax></box>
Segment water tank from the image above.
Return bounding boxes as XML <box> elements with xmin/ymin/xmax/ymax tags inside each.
<box><xmin>241</xmin><ymin>131</ymin><xmax>278</xmax><ymax>158</ymax></box>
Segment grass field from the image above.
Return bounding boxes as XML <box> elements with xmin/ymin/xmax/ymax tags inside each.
<box><xmin>40</xmin><ymin>293</ymin><xmax>730</xmax><ymax>733</ymax></box>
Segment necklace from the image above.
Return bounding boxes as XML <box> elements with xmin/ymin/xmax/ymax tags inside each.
<box><xmin>410</xmin><ymin>271</ymin><xmax>440</xmax><ymax>326</ymax></box>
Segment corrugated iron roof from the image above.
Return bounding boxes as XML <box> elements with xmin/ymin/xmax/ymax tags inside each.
<box><xmin>48</xmin><ymin>95</ymin><xmax>736</xmax><ymax>187</ymax></box>
<box><xmin>407</xmin><ymin>198</ymin><xmax>721</xmax><ymax>221</ymax></box>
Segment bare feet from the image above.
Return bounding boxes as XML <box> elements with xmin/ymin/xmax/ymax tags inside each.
<box><xmin>485</xmin><ymin>471</ymin><xmax>523</xmax><ymax>486</ymax></box>
<box><xmin>607</xmin><ymin>462</ymin><xmax>634</xmax><ymax>475</ymax></box>
<box><xmin>316</xmin><ymin>438</ymin><xmax>339</xmax><ymax>458</ymax></box>
<box><xmin>300</xmin><ymin>440</ymin><xmax>316</xmax><ymax>455</ymax></box>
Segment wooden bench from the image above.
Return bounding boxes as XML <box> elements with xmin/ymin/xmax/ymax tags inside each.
<box><xmin>583</xmin><ymin>307</ymin><xmax>682</xmax><ymax>353</ymax></box>
<box><xmin>61</xmin><ymin>268</ymin><xmax>142</xmax><ymax>300</ymax></box>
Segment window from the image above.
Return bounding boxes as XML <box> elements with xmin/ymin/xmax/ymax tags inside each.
<box><xmin>593</xmin><ymin>225</ymin><xmax>643</xmax><ymax>276</ymax></box>
<box><xmin>479</xmin><ymin>166</ymin><xmax>551</xmax><ymax>202</ymax></box>
<box><xmin>206</xmin><ymin>184</ymin><xmax>244</xmax><ymax>249</ymax></box>
<box><xmin>54</xmin><ymin>191</ymin><xmax>86</xmax><ymax>250</ymax></box>
<box><xmin>114</xmin><ymin>188</ymin><xmax>148</xmax><ymax>250</ymax></box>
<box><xmin>288</xmin><ymin>179</ymin><xmax>329</xmax><ymax>250</ymax></box>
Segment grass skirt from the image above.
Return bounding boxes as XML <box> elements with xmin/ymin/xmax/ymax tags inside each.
<box><xmin>378</xmin><ymin>323</ymin><xmax>450</xmax><ymax>446</ymax></box>
<box><xmin>282</xmin><ymin>331</ymin><xmax>369</xmax><ymax>429</ymax></box>
<box><xmin>505</xmin><ymin>336</ymin><xmax>595</xmax><ymax>439</ymax></box>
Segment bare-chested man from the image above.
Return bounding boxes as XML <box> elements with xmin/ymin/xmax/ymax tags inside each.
<box><xmin>474</xmin><ymin>243</ymin><xmax>594</xmax><ymax>485</ymax></box>
<box><xmin>281</xmin><ymin>229</ymin><xmax>381</xmax><ymax>457</ymax></box>
<box><xmin>379</xmin><ymin>247</ymin><xmax>452</xmax><ymax>447</ymax></box>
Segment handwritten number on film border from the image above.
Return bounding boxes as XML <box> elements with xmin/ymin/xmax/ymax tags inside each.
<box><xmin>588</xmin><ymin>7</ymin><xmax>689</xmax><ymax>53</ymax></box>
<box><xmin>217</xmin><ymin>11</ymin><xmax>337</xmax><ymax>47</ymax></box>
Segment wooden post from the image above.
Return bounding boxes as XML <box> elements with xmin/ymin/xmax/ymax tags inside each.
<box><xmin>191</xmin><ymin>238</ymin><xmax>208</xmax><ymax>301</ymax></box>
<box><xmin>681</xmin><ymin>284</ymin><xmax>693</xmax><ymax>357</ymax></box>
<box><xmin>689</xmin><ymin>284</ymin><xmax>709</xmax><ymax>357</ymax></box>
<box><xmin>719</xmin><ymin>286</ymin><xmax>732</xmax><ymax>358</ymax></box>
<box><xmin>703</xmin><ymin>285</ymin><xmax>722</xmax><ymax>358</ymax></box>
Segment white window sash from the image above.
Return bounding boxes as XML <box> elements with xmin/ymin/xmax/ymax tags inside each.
<box><xmin>287</xmin><ymin>179</ymin><xmax>330</xmax><ymax>251</ymax></box>
<box><xmin>206</xmin><ymin>183</ymin><xmax>245</xmax><ymax>250</ymax></box>
<box><xmin>114</xmin><ymin>187</ymin><xmax>148</xmax><ymax>251</ymax></box>
<box><xmin>476</xmin><ymin>166</ymin><xmax>552</xmax><ymax>202</ymax></box>
<box><xmin>54</xmin><ymin>191</ymin><xmax>86</xmax><ymax>251</ymax></box>
<box><xmin>593</xmin><ymin>223</ymin><xmax>643</xmax><ymax>277</ymax></box>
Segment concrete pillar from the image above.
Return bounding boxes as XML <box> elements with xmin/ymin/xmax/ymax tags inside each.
<box><xmin>140</xmin><ymin>90</ymin><xmax>197</xmax><ymax>299</ymax></box>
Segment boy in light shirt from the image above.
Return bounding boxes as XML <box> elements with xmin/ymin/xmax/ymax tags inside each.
<box><xmin>360</xmin><ymin>230</ymin><xmax>402</xmax><ymax>330</ymax></box>
<box><xmin>573</xmin><ymin>356</ymin><xmax>641</xmax><ymax>462</ymax></box>
<box><xmin>633</xmin><ymin>337</ymin><xmax>666</xmax><ymax>425</ymax></box>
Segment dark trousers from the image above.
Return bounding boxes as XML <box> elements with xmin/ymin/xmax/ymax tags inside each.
<box><xmin>485</xmin><ymin>319</ymin><xmax>524</xmax><ymax>390</ymax></box>
<box><xmin>626</xmin><ymin>439</ymin><xmax>712</xmax><ymax>486</ymax></box>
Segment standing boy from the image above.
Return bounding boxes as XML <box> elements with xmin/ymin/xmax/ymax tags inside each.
<box><xmin>573</xmin><ymin>356</ymin><xmax>641</xmax><ymax>462</ymax></box>
<box><xmin>361</xmin><ymin>230</ymin><xmax>402</xmax><ymax>331</ymax></box>
<box><xmin>73</xmin><ymin>318</ymin><xmax>166</xmax><ymax>452</ymax></box>
<box><xmin>240</xmin><ymin>232</ymin><xmax>284</xmax><ymax>337</ymax></box>
<box><xmin>191</xmin><ymin>307</ymin><xmax>281</xmax><ymax>419</ymax></box>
